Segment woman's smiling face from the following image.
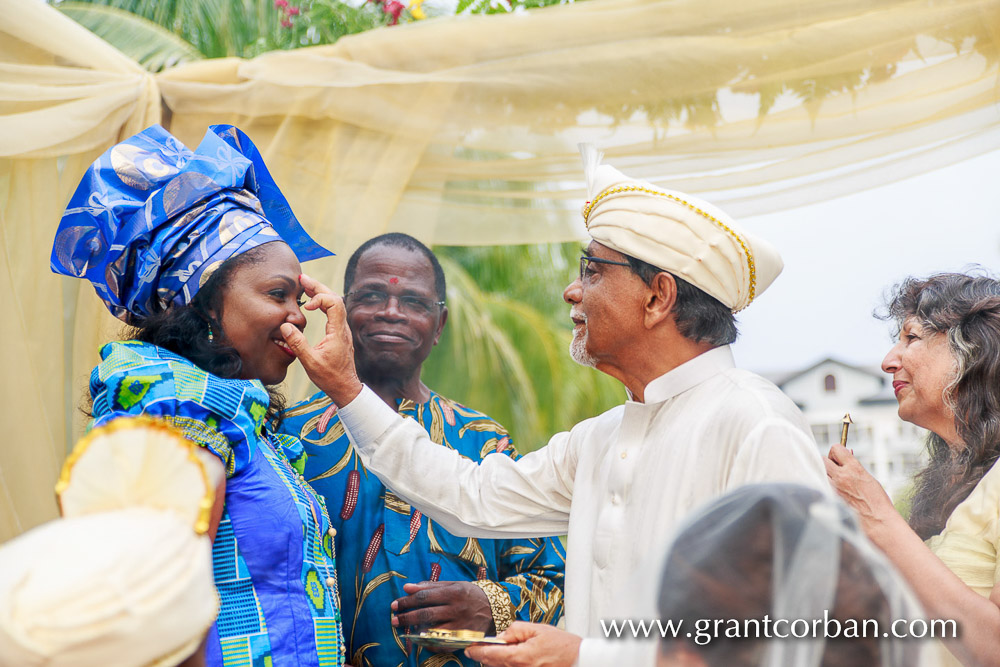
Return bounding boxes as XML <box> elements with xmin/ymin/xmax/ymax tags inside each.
<box><xmin>881</xmin><ymin>317</ymin><xmax>958</xmax><ymax>443</ymax></box>
<box><xmin>214</xmin><ymin>241</ymin><xmax>306</xmax><ymax>385</ymax></box>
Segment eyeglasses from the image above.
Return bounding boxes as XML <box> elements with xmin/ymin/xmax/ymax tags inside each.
<box><xmin>579</xmin><ymin>255</ymin><xmax>631</xmax><ymax>283</ymax></box>
<box><xmin>344</xmin><ymin>289</ymin><xmax>445</xmax><ymax>315</ymax></box>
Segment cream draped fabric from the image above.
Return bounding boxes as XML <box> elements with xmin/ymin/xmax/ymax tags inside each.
<box><xmin>0</xmin><ymin>0</ymin><xmax>161</xmax><ymax>540</ymax></box>
<box><xmin>1</xmin><ymin>0</ymin><xmax>999</xmax><ymax>540</ymax></box>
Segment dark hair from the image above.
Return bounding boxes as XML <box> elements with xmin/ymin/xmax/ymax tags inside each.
<box><xmin>344</xmin><ymin>233</ymin><xmax>446</xmax><ymax>301</ymax></box>
<box><xmin>123</xmin><ymin>244</ymin><xmax>286</xmax><ymax>423</ymax></box>
<box><xmin>658</xmin><ymin>485</ymin><xmax>897</xmax><ymax>667</ymax></box>
<box><xmin>624</xmin><ymin>254</ymin><xmax>738</xmax><ymax>345</ymax></box>
<box><xmin>880</xmin><ymin>272</ymin><xmax>1000</xmax><ymax>539</ymax></box>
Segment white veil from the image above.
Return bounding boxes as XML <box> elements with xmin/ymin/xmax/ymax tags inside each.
<box><xmin>656</xmin><ymin>483</ymin><xmax>928</xmax><ymax>667</ymax></box>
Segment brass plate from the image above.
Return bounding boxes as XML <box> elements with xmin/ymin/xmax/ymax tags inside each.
<box><xmin>402</xmin><ymin>629</ymin><xmax>506</xmax><ymax>650</ymax></box>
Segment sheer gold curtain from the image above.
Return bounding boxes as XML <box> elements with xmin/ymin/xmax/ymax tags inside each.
<box><xmin>160</xmin><ymin>0</ymin><xmax>1000</xmax><ymax>239</ymax></box>
<box><xmin>158</xmin><ymin>0</ymin><xmax>1000</xmax><ymax>402</ymax></box>
<box><xmin>0</xmin><ymin>0</ymin><xmax>159</xmax><ymax>539</ymax></box>
<box><xmin>2</xmin><ymin>0</ymin><xmax>999</xmax><ymax>540</ymax></box>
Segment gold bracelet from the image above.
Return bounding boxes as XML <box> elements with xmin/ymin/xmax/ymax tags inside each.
<box><xmin>473</xmin><ymin>580</ymin><xmax>515</xmax><ymax>633</ymax></box>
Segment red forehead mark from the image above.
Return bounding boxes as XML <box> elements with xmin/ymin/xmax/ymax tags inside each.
<box><xmin>389</xmin><ymin>277</ymin><xmax>399</xmax><ymax>284</ymax></box>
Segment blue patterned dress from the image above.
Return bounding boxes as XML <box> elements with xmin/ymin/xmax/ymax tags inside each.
<box><xmin>280</xmin><ymin>390</ymin><xmax>566</xmax><ymax>667</ymax></box>
<box><xmin>89</xmin><ymin>341</ymin><xmax>345</xmax><ymax>667</ymax></box>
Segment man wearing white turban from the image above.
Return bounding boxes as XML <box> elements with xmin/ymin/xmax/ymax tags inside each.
<box><xmin>280</xmin><ymin>148</ymin><xmax>829</xmax><ymax>666</ymax></box>
<box><xmin>0</xmin><ymin>417</ymin><xmax>221</xmax><ymax>667</ymax></box>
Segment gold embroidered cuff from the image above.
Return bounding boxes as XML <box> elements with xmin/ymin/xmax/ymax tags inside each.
<box><xmin>473</xmin><ymin>580</ymin><xmax>514</xmax><ymax>633</ymax></box>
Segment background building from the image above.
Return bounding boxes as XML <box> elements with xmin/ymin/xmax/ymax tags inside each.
<box><xmin>770</xmin><ymin>358</ymin><xmax>927</xmax><ymax>501</ymax></box>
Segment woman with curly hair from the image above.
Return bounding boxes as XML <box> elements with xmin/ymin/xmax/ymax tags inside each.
<box><xmin>827</xmin><ymin>272</ymin><xmax>1000</xmax><ymax>667</ymax></box>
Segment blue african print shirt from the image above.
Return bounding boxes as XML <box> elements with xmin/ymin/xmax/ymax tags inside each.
<box><xmin>90</xmin><ymin>341</ymin><xmax>345</xmax><ymax>667</ymax></box>
<box><xmin>280</xmin><ymin>390</ymin><xmax>566</xmax><ymax>667</ymax></box>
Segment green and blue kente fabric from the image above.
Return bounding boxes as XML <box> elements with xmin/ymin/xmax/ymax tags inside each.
<box><xmin>90</xmin><ymin>340</ymin><xmax>345</xmax><ymax>666</ymax></box>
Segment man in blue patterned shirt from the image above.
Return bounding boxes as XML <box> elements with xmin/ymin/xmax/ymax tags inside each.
<box><xmin>279</xmin><ymin>233</ymin><xmax>565</xmax><ymax>667</ymax></box>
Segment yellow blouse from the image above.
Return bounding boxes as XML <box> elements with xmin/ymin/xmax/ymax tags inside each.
<box><xmin>927</xmin><ymin>458</ymin><xmax>1000</xmax><ymax>596</ymax></box>
<box><xmin>925</xmin><ymin>457</ymin><xmax>1000</xmax><ymax>666</ymax></box>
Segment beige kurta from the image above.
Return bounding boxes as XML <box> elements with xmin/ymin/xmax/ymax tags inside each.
<box><xmin>338</xmin><ymin>345</ymin><xmax>829</xmax><ymax>665</ymax></box>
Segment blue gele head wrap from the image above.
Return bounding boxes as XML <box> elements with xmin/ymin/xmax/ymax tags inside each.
<box><xmin>51</xmin><ymin>124</ymin><xmax>333</xmax><ymax>321</ymax></box>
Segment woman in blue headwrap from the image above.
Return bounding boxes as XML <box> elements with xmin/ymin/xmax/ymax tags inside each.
<box><xmin>51</xmin><ymin>125</ymin><xmax>345</xmax><ymax>667</ymax></box>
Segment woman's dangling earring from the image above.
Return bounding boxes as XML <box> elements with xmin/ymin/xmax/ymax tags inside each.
<box><xmin>207</xmin><ymin>322</ymin><xmax>215</xmax><ymax>344</ymax></box>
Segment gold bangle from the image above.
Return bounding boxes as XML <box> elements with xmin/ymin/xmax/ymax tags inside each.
<box><xmin>473</xmin><ymin>580</ymin><xmax>514</xmax><ymax>633</ymax></box>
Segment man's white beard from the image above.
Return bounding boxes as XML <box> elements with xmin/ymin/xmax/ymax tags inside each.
<box><xmin>569</xmin><ymin>327</ymin><xmax>597</xmax><ymax>368</ymax></box>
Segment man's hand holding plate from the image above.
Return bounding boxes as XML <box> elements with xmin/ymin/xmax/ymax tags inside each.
<box><xmin>465</xmin><ymin>622</ymin><xmax>582</xmax><ymax>667</ymax></box>
<box><xmin>392</xmin><ymin>581</ymin><xmax>494</xmax><ymax>652</ymax></box>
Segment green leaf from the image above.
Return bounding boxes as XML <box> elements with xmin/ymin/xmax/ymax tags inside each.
<box><xmin>54</xmin><ymin>0</ymin><xmax>296</xmax><ymax>60</ymax></box>
<box><xmin>57</xmin><ymin>2</ymin><xmax>205</xmax><ymax>71</ymax></box>
<box><xmin>424</xmin><ymin>246</ymin><xmax>624</xmax><ymax>452</ymax></box>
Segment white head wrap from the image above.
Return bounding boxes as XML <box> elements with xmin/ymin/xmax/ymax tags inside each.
<box><xmin>0</xmin><ymin>509</ymin><xmax>218</xmax><ymax>667</ymax></box>
<box><xmin>56</xmin><ymin>416</ymin><xmax>221</xmax><ymax>533</ymax></box>
<box><xmin>580</xmin><ymin>145</ymin><xmax>783</xmax><ymax>312</ymax></box>
<box><xmin>0</xmin><ymin>417</ymin><xmax>220</xmax><ymax>667</ymax></box>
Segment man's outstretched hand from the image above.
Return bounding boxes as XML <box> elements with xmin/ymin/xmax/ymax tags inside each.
<box><xmin>465</xmin><ymin>622</ymin><xmax>582</xmax><ymax>667</ymax></box>
<box><xmin>280</xmin><ymin>273</ymin><xmax>363</xmax><ymax>406</ymax></box>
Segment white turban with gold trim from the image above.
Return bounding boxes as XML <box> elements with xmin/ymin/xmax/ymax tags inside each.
<box><xmin>0</xmin><ymin>417</ymin><xmax>220</xmax><ymax>667</ymax></box>
<box><xmin>580</xmin><ymin>145</ymin><xmax>783</xmax><ymax>312</ymax></box>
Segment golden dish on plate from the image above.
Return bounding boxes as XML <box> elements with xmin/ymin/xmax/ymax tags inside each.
<box><xmin>401</xmin><ymin>628</ymin><xmax>507</xmax><ymax>650</ymax></box>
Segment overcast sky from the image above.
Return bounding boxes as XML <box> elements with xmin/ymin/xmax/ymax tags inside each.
<box><xmin>731</xmin><ymin>149</ymin><xmax>1000</xmax><ymax>375</ymax></box>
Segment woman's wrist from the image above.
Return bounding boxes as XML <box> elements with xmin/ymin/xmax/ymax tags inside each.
<box><xmin>863</xmin><ymin>503</ymin><xmax>909</xmax><ymax>550</ymax></box>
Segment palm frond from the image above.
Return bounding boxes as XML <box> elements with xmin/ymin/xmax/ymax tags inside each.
<box><xmin>57</xmin><ymin>0</ymin><xmax>291</xmax><ymax>60</ymax></box>
<box><xmin>426</xmin><ymin>248</ymin><xmax>623</xmax><ymax>452</ymax></box>
<box><xmin>57</xmin><ymin>2</ymin><xmax>205</xmax><ymax>71</ymax></box>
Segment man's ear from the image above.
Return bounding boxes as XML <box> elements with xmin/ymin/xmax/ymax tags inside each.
<box><xmin>432</xmin><ymin>306</ymin><xmax>449</xmax><ymax>346</ymax></box>
<box><xmin>644</xmin><ymin>272</ymin><xmax>677</xmax><ymax>329</ymax></box>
